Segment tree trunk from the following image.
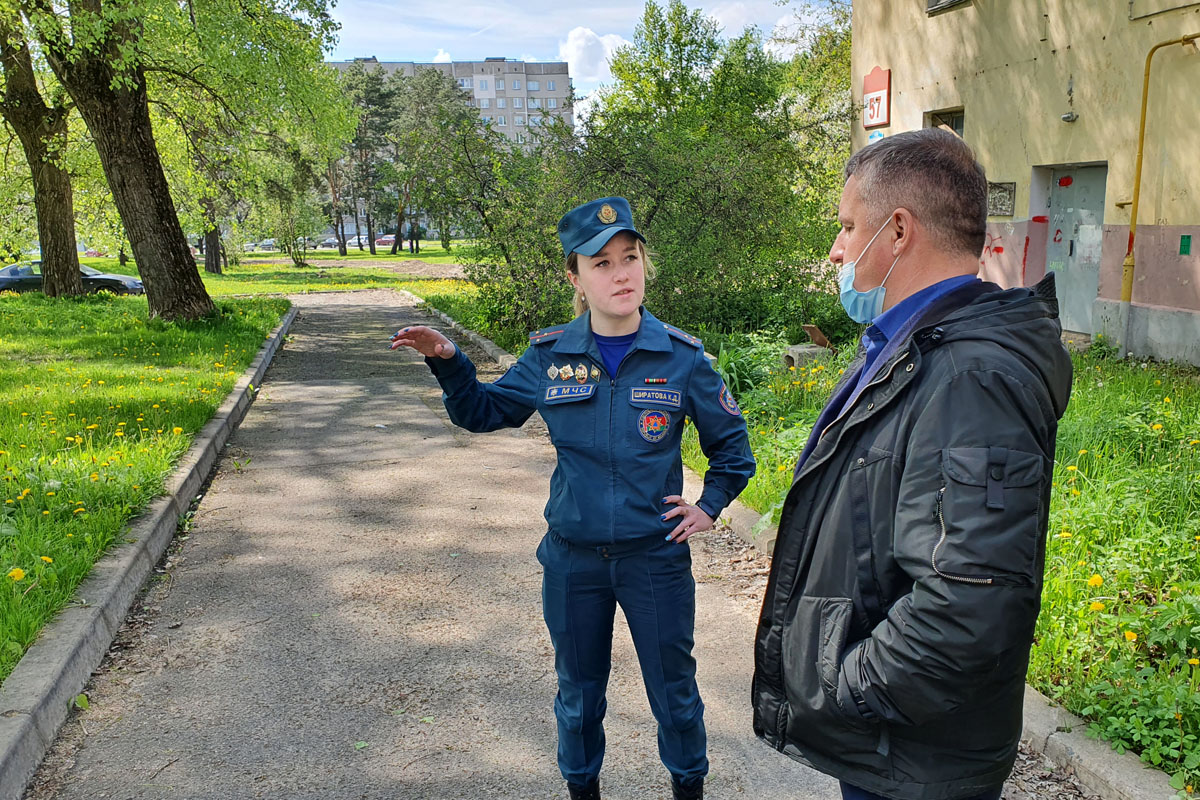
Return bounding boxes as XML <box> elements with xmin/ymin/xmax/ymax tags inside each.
<box><xmin>366</xmin><ymin>211</ymin><xmax>376</xmax><ymax>255</ymax></box>
<box><xmin>393</xmin><ymin>193</ymin><xmax>404</xmax><ymax>256</ymax></box>
<box><xmin>336</xmin><ymin>214</ymin><xmax>347</xmax><ymax>256</ymax></box>
<box><xmin>42</xmin><ymin>31</ymin><xmax>214</xmax><ymax>319</ymax></box>
<box><xmin>0</xmin><ymin>22</ymin><xmax>82</xmax><ymax>297</ymax></box>
<box><xmin>204</xmin><ymin>229</ymin><xmax>222</xmax><ymax>274</ymax></box>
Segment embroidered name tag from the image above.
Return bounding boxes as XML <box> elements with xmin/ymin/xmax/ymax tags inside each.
<box><xmin>545</xmin><ymin>384</ymin><xmax>596</xmax><ymax>403</ymax></box>
<box><xmin>630</xmin><ymin>388</ymin><xmax>681</xmax><ymax>408</ymax></box>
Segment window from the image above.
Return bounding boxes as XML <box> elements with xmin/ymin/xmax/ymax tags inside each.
<box><xmin>548</xmin><ymin>80</ymin><xmax>556</xmax><ymax>91</ymax></box>
<box><xmin>926</xmin><ymin>108</ymin><xmax>964</xmax><ymax>137</ymax></box>
<box><xmin>497</xmin><ymin>98</ymin><xmax>506</xmax><ymax>108</ymax></box>
<box><xmin>513</xmin><ymin>80</ymin><xmax>521</xmax><ymax>90</ymax></box>
<box><xmin>927</xmin><ymin>0</ymin><xmax>970</xmax><ymax>11</ymax></box>
<box><xmin>479</xmin><ymin>79</ymin><xmax>488</xmax><ymax>90</ymax></box>
<box><xmin>481</xmin><ymin>115</ymin><xmax>491</xmax><ymax>124</ymax></box>
<box><xmin>528</xmin><ymin>80</ymin><xmax>540</xmax><ymax>91</ymax></box>
<box><xmin>528</xmin><ymin>98</ymin><xmax>541</xmax><ymax>109</ymax></box>
<box><xmin>497</xmin><ymin>79</ymin><xmax>504</xmax><ymax>90</ymax></box>
<box><xmin>480</xmin><ymin>98</ymin><xmax>490</xmax><ymax>109</ymax></box>
<box><xmin>458</xmin><ymin>78</ymin><xmax>473</xmax><ymax>89</ymax></box>
<box><xmin>513</xmin><ymin>97</ymin><xmax>523</xmax><ymax>108</ymax></box>
<box><xmin>497</xmin><ymin>115</ymin><xmax>506</xmax><ymax>126</ymax></box>
<box><xmin>529</xmin><ymin>115</ymin><xmax>541</xmax><ymax>126</ymax></box>
<box><xmin>516</xmin><ymin>132</ymin><xmax>526</xmax><ymax>144</ymax></box>
<box><xmin>515</xmin><ymin>115</ymin><xmax>525</xmax><ymax>125</ymax></box>
<box><xmin>548</xmin><ymin>98</ymin><xmax>557</xmax><ymax>109</ymax></box>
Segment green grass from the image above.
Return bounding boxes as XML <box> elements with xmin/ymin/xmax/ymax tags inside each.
<box><xmin>0</xmin><ymin>292</ymin><xmax>289</xmax><ymax>682</ymax></box>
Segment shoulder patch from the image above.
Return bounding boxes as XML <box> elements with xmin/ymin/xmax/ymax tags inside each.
<box><xmin>528</xmin><ymin>326</ymin><xmax>566</xmax><ymax>345</ymax></box>
<box><xmin>660</xmin><ymin>322</ymin><xmax>702</xmax><ymax>349</ymax></box>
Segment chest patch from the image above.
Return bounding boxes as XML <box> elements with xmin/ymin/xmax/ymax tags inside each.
<box><xmin>637</xmin><ymin>409</ymin><xmax>671</xmax><ymax>443</ymax></box>
<box><xmin>630</xmin><ymin>387</ymin><xmax>682</xmax><ymax>408</ymax></box>
<box><xmin>719</xmin><ymin>384</ymin><xmax>741</xmax><ymax>416</ymax></box>
<box><xmin>545</xmin><ymin>384</ymin><xmax>596</xmax><ymax>403</ymax></box>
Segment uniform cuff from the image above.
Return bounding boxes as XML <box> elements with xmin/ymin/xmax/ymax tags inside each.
<box><xmin>696</xmin><ymin>498</ymin><xmax>722</xmax><ymax>521</ymax></box>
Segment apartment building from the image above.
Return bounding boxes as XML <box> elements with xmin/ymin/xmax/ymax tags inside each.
<box><xmin>852</xmin><ymin>1</ymin><xmax>1200</xmax><ymax>364</ymax></box>
<box><xmin>333</xmin><ymin>56</ymin><xmax>573</xmax><ymax>142</ymax></box>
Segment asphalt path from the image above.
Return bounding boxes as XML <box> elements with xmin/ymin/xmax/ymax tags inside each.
<box><xmin>26</xmin><ymin>291</ymin><xmax>834</xmax><ymax>800</ymax></box>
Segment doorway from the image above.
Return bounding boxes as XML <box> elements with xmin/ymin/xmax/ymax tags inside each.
<box><xmin>1044</xmin><ymin>165</ymin><xmax>1107</xmax><ymax>334</ymax></box>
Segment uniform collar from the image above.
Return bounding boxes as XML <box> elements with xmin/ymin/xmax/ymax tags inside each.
<box><xmin>551</xmin><ymin>307</ymin><xmax>673</xmax><ymax>355</ymax></box>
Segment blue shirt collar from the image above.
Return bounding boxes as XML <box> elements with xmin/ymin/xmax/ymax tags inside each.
<box><xmin>551</xmin><ymin>307</ymin><xmax>673</xmax><ymax>356</ymax></box>
<box><xmin>869</xmin><ymin>274</ymin><xmax>981</xmax><ymax>343</ymax></box>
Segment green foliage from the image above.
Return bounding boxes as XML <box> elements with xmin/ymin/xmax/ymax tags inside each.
<box><xmin>0</xmin><ymin>292</ymin><xmax>288</xmax><ymax>682</ymax></box>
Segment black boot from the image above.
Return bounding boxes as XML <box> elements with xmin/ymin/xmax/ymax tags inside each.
<box><xmin>567</xmin><ymin>779</ymin><xmax>600</xmax><ymax>800</ymax></box>
<box><xmin>671</xmin><ymin>775</ymin><xmax>703</xmax><ymax>800</ymax></box>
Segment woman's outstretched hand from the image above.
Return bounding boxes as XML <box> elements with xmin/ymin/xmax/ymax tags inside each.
<box><xmin>389</xmin><ymin>325</ymin><xmax>457</xmax><ymax>359</ymax></box>
<box><xmin>661</xmin><ymin>495</ymin><xmax>715</xmax><ymax>543</ymax></box>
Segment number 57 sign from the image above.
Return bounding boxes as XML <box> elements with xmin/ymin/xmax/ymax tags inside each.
<box><xmin>863</xmin><ymin>66</ymin><xmax>891</xmax><ymax>129</ymax></box>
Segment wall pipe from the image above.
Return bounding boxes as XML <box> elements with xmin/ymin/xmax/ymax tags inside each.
<box><xmin>1120</xmin><ymin>33</ymin><xmax>1199</xmax><ymax>350</ymax></box>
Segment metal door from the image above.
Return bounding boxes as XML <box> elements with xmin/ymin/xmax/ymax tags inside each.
<box><xmin>1044</xmin><ymin>166</ymin><xmax>1106</xmax><ymax>333</ymax></box>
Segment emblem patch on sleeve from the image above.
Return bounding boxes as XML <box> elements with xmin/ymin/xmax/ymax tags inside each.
<box><xmin>719</xmin><ymin>384</ymin><xmax>741</xmax><ymax>416</ymax></box>
<box><xmin>638</xmin><ymin>409</ymin><xmax>671</xmax><ymax>443</ymax></box>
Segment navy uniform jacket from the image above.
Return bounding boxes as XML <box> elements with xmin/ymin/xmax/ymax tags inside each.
<box><xmin>426</xmin><ymin>308</ymin><xmax>756</xmax><ymax>546</ymax></box>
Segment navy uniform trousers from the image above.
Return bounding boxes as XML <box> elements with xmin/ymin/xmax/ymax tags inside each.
<box><xmin>537</xmin><ymin>530</ymin><xmax>707</xmax><ymax>787</ymax></box>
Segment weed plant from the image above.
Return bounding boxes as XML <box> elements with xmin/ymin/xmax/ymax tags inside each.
<box><xmin>0</xmin><ymin>292</ymin><xmax>288</xmax><ymax>683</ymax></box>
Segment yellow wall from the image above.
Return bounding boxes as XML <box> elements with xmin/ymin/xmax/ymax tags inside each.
<box><xmin>851</xmin><ymin>0</ymin><xmax>1200</xmax><ymax>228</ymax></box>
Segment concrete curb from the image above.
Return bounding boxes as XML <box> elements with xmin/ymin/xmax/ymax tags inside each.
<box><xmin>421</xmin><ymin>298</ymin><xmax>1179</xmax><ymax>800</ymax></box>
<box><xmin>0</xmin><ymin>305</ymin><xmax>300</xmax><ymax>800</ymax></box>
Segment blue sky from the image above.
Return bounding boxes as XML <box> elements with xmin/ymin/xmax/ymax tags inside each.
<box><xmin>326</xmin><ymin>0</ymin><xmax>814</xmax><ymax>97</ymax></box>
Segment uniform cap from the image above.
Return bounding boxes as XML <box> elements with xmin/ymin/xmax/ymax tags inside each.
<box><xmin>557</xmin><ymin>197</ymin><xmax>646</xmax><ymax>258</ymax></box>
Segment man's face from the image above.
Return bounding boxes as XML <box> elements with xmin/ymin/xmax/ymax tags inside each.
<box><xmin>829</xmin><ymin>175</ymin><xmax>894</xmax><ymax>291</ymax></box>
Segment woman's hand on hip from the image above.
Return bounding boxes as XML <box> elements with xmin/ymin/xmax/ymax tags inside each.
<box><xmin>661</xmin><ymin>495</ymin><xmax>714</xmax><ymax>543</ymax></box>
<box><xmin>389</xmin><ymin>325</ymin><xmax>456</xmax><ymax>359</ymax></box>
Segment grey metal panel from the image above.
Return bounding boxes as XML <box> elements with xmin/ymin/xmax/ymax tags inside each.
<box><xmin>1045</xmin><ymin>166</ymin><xmax>1107</xmax><ymax>334</ymax></box>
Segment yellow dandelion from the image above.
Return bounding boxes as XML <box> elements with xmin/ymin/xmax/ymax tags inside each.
<box><xmin>46</xmin><ymin>491</ymin><xmax>55</xmax><ymax>496</ymax></box>
<box><xmin>1087</xmin><ymin>574</ymin><xmax>1103</xmax><ymax>587</ymax></box>
<box><xmin>1152</xmin><ymin>424</ymin><xmax>1163</xmax><ymax>431</ymax></box>
<box><xmin>1124</xmin><ymin>630</ymin><xmax>1137</xmax><ymax>642</ymax></box>
<box><xmin>1163</xmin><ymin>397</ymin><xmax>1172</xmax><ymax>403</ymax></box>
<box><xmin>172</xmin><ymin>427</ymin><xmax>183</xmax><ymax>435</ymax></box>
<box><xmin>7</xmin><ymin>568</ymin><xmax>24</xmax><ymax>581</ymax></box>
<box><xmin>1189</xmin><ymin>659</ymin><xmax>1199</xmax><ymax>666</ymax></box>
<box><xmin>40</xmin><ymin>556</ymin><xmax>52</xmax><ymax>563</ymax></box>
<box><xmin>1056</xmin><ymin>531</ymin><xmax>1072</xmax><ymax>539</ymax></box>
<box><xmin>114</xmin><ymin>431</ymin><xmax>124</xmax><ymax>437</ymax></box>
<box><xmin>1078</xmin><ymin>449</ymin><xmax>1087</xmax><ymax>455</ymax></box>
<box><xmin>1066</xmin><ymin>465</ymin><xmax>1077</xmax><ymax>471</ymax></box>
<box><xmin>1088</xmin><ymin>601</ymin><xmax>1105</xmax><ymax>612</ymax></box>
<box><xmin>73</xmin><ymin>508</ymin><xmax>85</xmax><ymax>514</ymax></box>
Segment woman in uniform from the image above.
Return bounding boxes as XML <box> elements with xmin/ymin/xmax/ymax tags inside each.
<box><xmin>389</xmin><ymin>197</ymin><xmax>755</xmax><ymax>800</ymax></box>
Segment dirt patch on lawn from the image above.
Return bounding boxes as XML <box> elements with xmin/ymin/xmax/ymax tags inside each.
<box><xmin>244</xmin><ymin>257</ymin><xmax>466</xmax><ymax>279</ymax></box>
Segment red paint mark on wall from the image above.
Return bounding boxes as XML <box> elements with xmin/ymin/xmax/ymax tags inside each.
<box><xmin>1053</xmin><ymin>229</ymin><xmax>1063</xmax><ymax>243</ymax></box>
<box><xmin>1022</xmin><ymin>236</ymin><xmax>1031</xmax><ymax>284</ymax></box>
<box><xmin>1058</xmin><ymin>176</ymin><xmax>1073</xmax><ymax>187</ymax></box>
<box><xmin>1032</xmin><ymin>215</ymin><xmax>1049</xmax><ymax>223</ymax></box>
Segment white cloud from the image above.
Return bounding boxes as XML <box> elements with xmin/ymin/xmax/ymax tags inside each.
<box><xmin>558</xmin><ymin>26</ymin><xmax>628</xmax><ymax>85</ymax></box>
<box><xmin>708</xmin><ymin>2</ymin><xmax>751</xmax><ymax>34</ymax></box>
<box><xmin>433</xmin><ymin>48</ymin><xmax>452</xmax><ymax>63</ymax></box>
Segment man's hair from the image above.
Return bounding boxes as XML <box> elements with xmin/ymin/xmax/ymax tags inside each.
<box><xmin>844</xmin><ymin>128</ymin><xmax>988</xmax><ymax>257</ymax></box>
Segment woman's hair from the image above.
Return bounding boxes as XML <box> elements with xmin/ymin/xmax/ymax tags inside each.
<box><xmin>566</xmin><ymin>236</ymin><xmax>656</xmax><ymax>318</ymax></box>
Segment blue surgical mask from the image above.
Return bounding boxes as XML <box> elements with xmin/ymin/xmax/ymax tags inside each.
<box><xmin>837</xmin><ymin>216</ymin><xmax>902</xmax><ymax>323</ymax></box>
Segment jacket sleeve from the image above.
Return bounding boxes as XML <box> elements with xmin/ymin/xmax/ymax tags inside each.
<box><xmin>425</xmin><ymin>346</ymin><xmax>539</xmax><ymax>433</ymax></box>
<box><xmin>836</xmin><ymin>368</ymin><xmax>1057</xmax><ymax>726</ymax></box>
<box><xmin>684</xmin><ymin>349</ymin><xmax>756</xmax><ymax>519</ymax></box>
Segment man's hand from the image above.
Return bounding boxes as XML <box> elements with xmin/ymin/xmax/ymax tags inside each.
<box><xmin>661</xmin><ymin>495</ymin><xmax>715</xmax><ymax>543</ymax></box>
<box><xmin>389</xmin><ymin>325</ymin><xmax>456</xmax><ymax>359</ymax></box>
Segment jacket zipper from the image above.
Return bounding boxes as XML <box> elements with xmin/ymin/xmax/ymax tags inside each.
<box><xmin>931</xmin><ymin>486</ymin><xmax>994</xmax><ymax>585</ymax></box>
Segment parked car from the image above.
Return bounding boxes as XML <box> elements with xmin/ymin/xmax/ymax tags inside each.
<box><xmin>375</xmin><ymin>234</ymin><xmax>396</xmax><ymax>247</ymax></box>
<box><xmin>320</xmin><ymin>236</ymin><xmax>341</xmax><ymax>249</ymax></box>
<box><xmin>258</xmin><ymin>238</ymin><xmax>276</xmax><ymax>250</ymax></box>
<box><xmin>242</xmin><ymin>242</ymin><xmax>257</xmax><ymax>252</ymax></box>
<box><xmin>0</xmin><ymin>262</ymin><xmax>144</xmax><ymax>295</ymax></box>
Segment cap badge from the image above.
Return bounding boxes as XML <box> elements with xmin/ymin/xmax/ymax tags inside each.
<box><xmin>597</xmin><ymin>203</ymin><xmax>617</xmax><ymax>224</ymax></box>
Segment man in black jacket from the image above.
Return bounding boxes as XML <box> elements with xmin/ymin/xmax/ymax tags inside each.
<box><xmin>752</xmin><ymin>128</ymin><xmax>1072</xmax><ymax>800</ymax></box>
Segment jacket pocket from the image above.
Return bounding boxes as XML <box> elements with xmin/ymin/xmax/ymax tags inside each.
<box><xmin>626</xmin><ymin>390</ymin><xmax>683</xmax><ymax>449</ymax></box>
<box><xmin>540</xmin><ymin>381</ymin><xmax>597</xmax><ymax>446</ymax></box>
<box><xmin>934</xmin><ymin>447</ymin><xmax>1046</xmax><ymax>586</ymax></box>
<box><xmin>781</xmin><ymin>596</ymin><xmax>855</xmax><ymax>718</ymax></box>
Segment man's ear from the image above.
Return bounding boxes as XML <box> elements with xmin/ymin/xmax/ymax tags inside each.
<box><xmin>892</xmin><ymin>208</ymin><xmax>918</xmax><ymax>255</ymax></box>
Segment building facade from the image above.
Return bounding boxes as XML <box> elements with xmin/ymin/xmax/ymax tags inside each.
<box><xmin>852</xmin><ymin>0</ymin><xmax>1200</xmax><ymax>364</ymax></box>
<box><xmin>333</xmin><ymin>57</ymin><xmax>573</xmax><ymax>143</ymax></box>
